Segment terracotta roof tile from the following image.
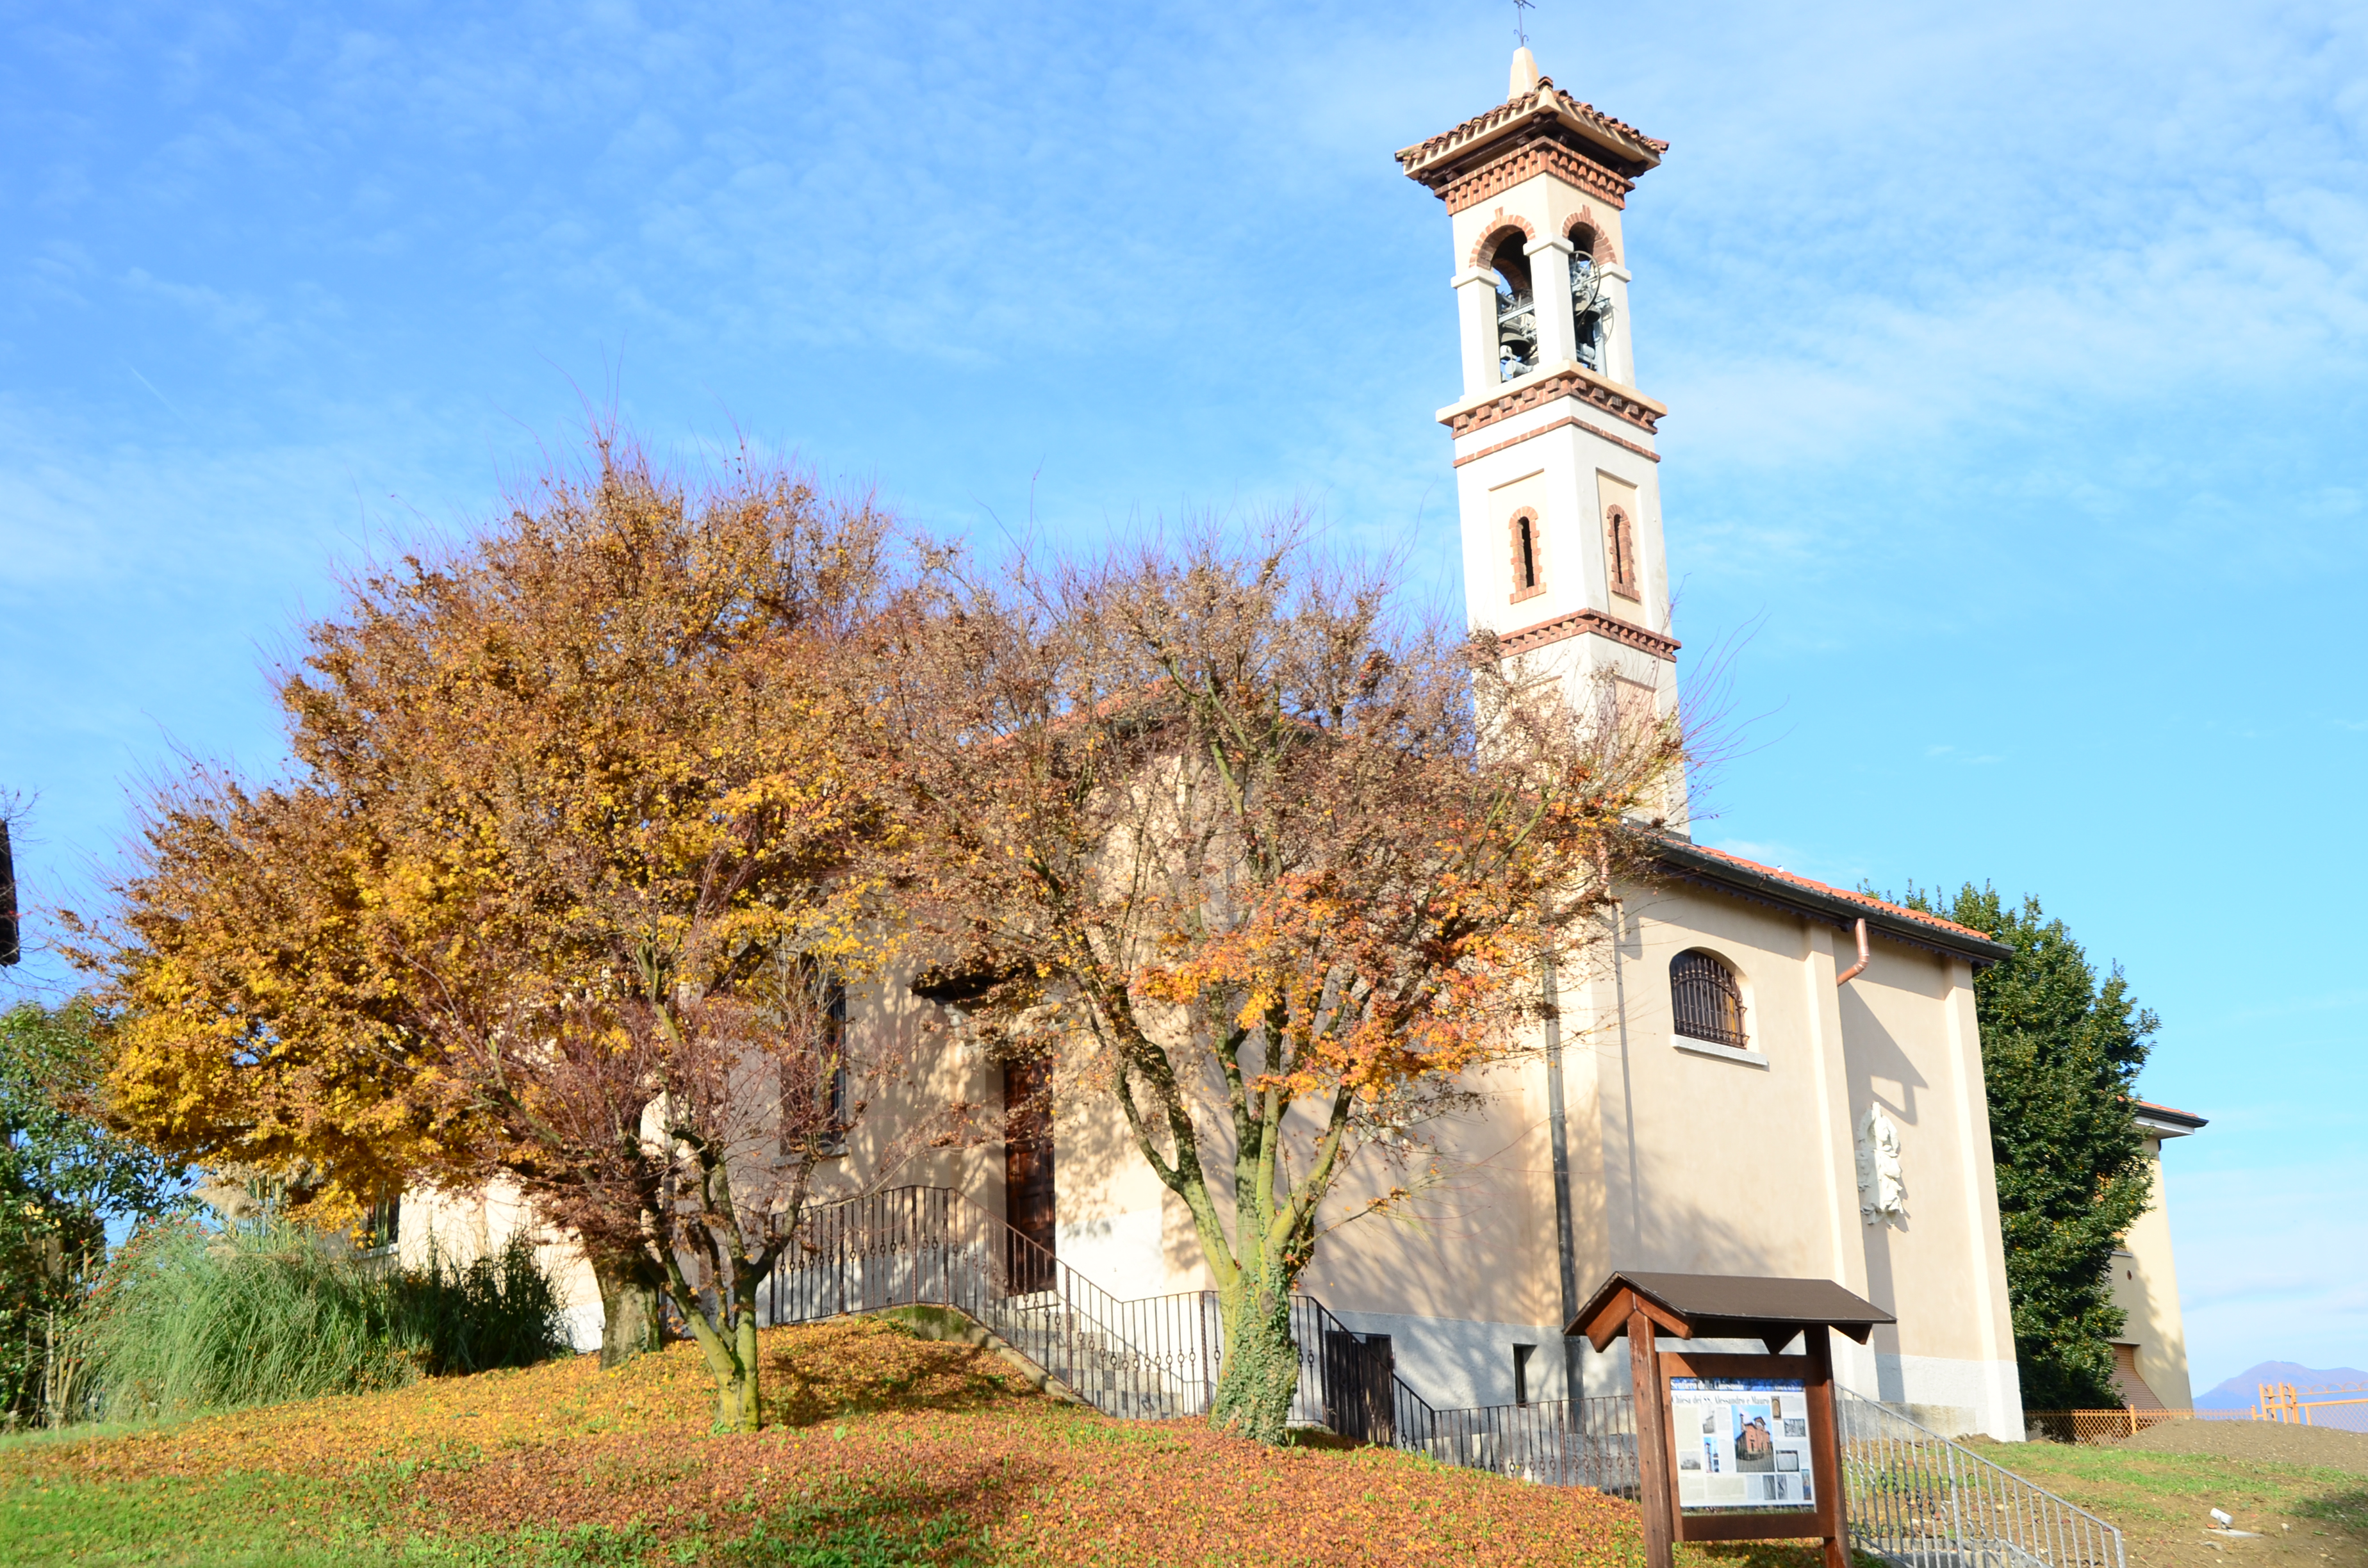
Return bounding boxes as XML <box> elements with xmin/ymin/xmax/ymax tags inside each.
<box><xmin>2134</xmin><ymin>1098</ymin><xmax>2208</xmax><ymax>1126</ymax></box>
<box><xmin>1677</xmin><ymin>842</ymin><xmax>2001</xmax><ymax>945</ymax></box>
<box><xmin>1395</xmin><ymin>79</ymin><xmax>1668</xmax><ymax>178</ymax></box>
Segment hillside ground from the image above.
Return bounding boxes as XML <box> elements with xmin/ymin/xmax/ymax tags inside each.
<box><xmin>0</xmin><ymin>1316</ymin><xmax>1832</xmax><ymax>1568</ymax></box>
<box><xmin>1971</xmin><ymin>1422</ymin><xmax>2368</xmax><ymax>1568</ymax></box>
<box><xmin>25</xmin><ymin>1314</ymin><xmax>2341</xmax><ymax>1568</ymax></box>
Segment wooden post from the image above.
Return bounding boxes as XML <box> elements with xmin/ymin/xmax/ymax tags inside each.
<box><xmin>1803</xmin><ymin>1324</ymin><xmax>1850</xmax><ymax>1568</ymax></box>
<box><xmin>1629</xmin><ymin>1305</ymin><xmax>1675</xmax><ymax>1568</ymax></box>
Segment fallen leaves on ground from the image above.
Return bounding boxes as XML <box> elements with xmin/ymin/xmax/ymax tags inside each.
<box><xmin>22</xmin><ymin>1316</ymin><xmax>1033</xmax><ymax>1482</ymax></box>
<box><xmin>3</xmin><ymin>1316</ymin><xmax>1834</xmax><ymax>1567</ymax></box>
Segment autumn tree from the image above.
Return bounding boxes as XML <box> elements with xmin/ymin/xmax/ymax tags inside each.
<box><xmin>85</xmin><ymin>439</ymin><xmax>939</xmax><ymax>1423</ymax></box>
<box><xmin>876</xmin><ymin>526</ymin><xmax>1685</xmax><ymax>1442</ymax></box>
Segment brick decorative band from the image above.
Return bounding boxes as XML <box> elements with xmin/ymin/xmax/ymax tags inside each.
<box><xmin>1495</xmin><ymin>607</ymin><xmax>1679</xmax><ymax>662</ymax></box>
<box><xmin>1442</xmin><ymin>366</ymin><xmax>1664</xmax><ymax>439</ymax></box>
<box><xmin>1441</xmin><ymin>140</ymin><xmax>1635</xmax><ymax>214</ymax></box>
<box><xmin>1454</xmin><ymin>411</ymin><xmax>1661</xmax><ymax>468</ymax></box>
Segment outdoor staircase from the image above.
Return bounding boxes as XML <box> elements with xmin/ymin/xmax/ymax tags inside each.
<box><xmin>762</xmin><ymin>1186</ymin><xmax>2122</xmax><ymax>1568</ymax></box>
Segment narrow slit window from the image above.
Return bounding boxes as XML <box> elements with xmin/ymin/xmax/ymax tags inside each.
<box><xmin>1513</xmin><ymin>1342</ymin><xmax>1537</xmax><ymax>1407</ymax></box>
<box><xmin>1670</xmin><ymin>950</ymin><xmax>1748</xmax><ymax>1049</ymax></box>
<box><xmin>1606</xmin><ymin>506</ymin><xmax>1639</xmax><ymax>599</ymax></box>
<box><xmin>1509</xmin><ymin>510</ymin><xmax>1544</xmax><ymax>601</ymax></box>
<box><xmin>781</xmin><ymin>971</ymin><xmax>851</xmax><ymax>1156</ymax></box>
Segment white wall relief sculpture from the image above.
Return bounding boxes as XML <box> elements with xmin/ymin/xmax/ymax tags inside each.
<box><xmin>1856</xmin><ymin>1104</ymin><xmax>1907</xmax><ymax>1225</ymax></box>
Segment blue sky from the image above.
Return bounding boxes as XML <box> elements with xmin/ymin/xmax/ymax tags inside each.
<box><xmin>3</xmin><ymin>0</ymin><xmax>2362</xmax><ymax>1393</ymax></box>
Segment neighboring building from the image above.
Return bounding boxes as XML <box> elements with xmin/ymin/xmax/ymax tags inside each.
<box><xmin>2106</xmin><ymin>1100</ymin><xmax>2207</xmax><ymax>1410</ymax></box>
<box><xmin>402</xmin><ymin>47</ymin><xmax>2192</xmax><ymax>1444</ymax></box>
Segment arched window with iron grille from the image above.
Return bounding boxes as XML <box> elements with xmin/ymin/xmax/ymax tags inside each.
<box><xmin>1670</xmin><ymin>949</ymin><xmax>1748</xmax><ymax>1049</ymax></box>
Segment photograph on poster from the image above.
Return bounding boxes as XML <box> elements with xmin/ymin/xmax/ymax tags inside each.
<box><xmin>1670</xmin><ymin>1378</ymin><xmax>1817</xmax><ymax>1511</ymax></box>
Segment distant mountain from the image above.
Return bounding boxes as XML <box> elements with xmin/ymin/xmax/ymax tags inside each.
<box><xmin>2194</xmin><ymin>1362</ymin><xmax>2368</xmax><ymax>1410</ymax></box>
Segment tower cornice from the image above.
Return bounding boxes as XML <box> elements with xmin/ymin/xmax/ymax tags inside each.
<box><xmin>1436</xmin><ymin>359</ymin><xmax>1667</xmax><ymax>439</ymax></box>
<box><xmin>1435</xmin><ymin>136</ymin><xmax>1640</xmax><ymax>213</ymax></box>
<box><xmin>1396</xmin><ymin>77</ymin><xmax>1666</xmax><ymax>208</ymax></box>
<box><xmin>1494</xmin><ymin>605</ymin><xmax>1680</xmax><ymax>662</ymax></box>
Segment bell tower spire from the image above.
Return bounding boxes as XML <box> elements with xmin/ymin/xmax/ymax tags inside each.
<box><xmin>1396</xmin><ymin>53</ymin><xmax>1685</xmax><ymax>824</ymax></box>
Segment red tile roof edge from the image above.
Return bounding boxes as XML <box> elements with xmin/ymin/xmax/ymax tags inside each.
<box><xmin>1670</xmin><ymin>842</ymin><xmax>2002</xmax><ymax>945</ymax></box>
<box><xmin>1394</xmin><ymin>81</ymin><xmax>1668</xmax><ymax>173</ymax></box>
<box><xmin>2134</xmin><ymin>1099</ymin><xmax>2208</xmax><ymax>1126</ymax></box>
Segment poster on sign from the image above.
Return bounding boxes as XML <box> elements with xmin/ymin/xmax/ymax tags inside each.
<box><xmin>1670</xmin><ymin>1378</ymin><xmax>1817</xmax><ymax>1511</ymax></box>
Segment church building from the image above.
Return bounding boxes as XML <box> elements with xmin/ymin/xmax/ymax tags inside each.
<box><xmin>406</xmin><ymin>48</ymin><xmax>2205</xmax><ymax>1444</ymax></box>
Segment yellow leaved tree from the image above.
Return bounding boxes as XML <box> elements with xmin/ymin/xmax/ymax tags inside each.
<box><xmin>80</xmin><ymin>438</ymin><xmax>937</xmax><ymax>1426</ymax></box>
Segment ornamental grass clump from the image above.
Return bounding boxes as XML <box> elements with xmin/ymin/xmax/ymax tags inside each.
<box><xmin>79</xmin><ymin>1219</ymin><xmax>568</xmax><ymax>1420</ymax></box>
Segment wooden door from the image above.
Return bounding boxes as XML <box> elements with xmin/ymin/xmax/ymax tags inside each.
<box><xmin>1003</xmin><ymin>1059</ymin><xmax>1056</xmax><ymax>1293</ymax></box>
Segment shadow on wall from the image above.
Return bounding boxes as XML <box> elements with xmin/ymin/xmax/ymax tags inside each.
<box><xmin>1307</xmin><ymin>1152</ymin><xmax>1797</xmax><ymax>1409</ymax></box>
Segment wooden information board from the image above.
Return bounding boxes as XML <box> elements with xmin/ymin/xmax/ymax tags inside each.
<box><xmin>1571</xmin><ymin>1271</ymin><xmax>1894</xmax><ymax>1568</ymax></box>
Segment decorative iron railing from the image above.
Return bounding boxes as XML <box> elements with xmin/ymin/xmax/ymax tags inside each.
<box><xmin>762</xmin><ymin>1188</ymin><xmax>1442</xmax><ymax>1430</ymax></box>
<box><xmin>1839</xmin><ymin>1389</ymin><xmax>2125</xmax><ymax>1568</ymax></box>
<box><xmin>763</xmin><ymin>1187</ymin><xmax>2120</xmax><ymax>1568</ymax></box>
<box><xmin>1399</xmin><ymin>1393</ymin><xmax>1640</xmax><ymax>1492</ymax></box>
<box><xmin>762</xmin><ymin>1185</ymin><xmax>1210</xmax><ymax>1419</ymax></box>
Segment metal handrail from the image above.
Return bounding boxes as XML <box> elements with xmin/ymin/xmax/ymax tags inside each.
<box><xmin>764</xmin><ymin>1186</ymin><xmax>1206</xmax><ymax>1419</ymax></box>
<box><xmin>1838</xmin><ymin>1388</ymin><xmax>2124</xmax><ymax>1568</ymax></box>
<box><xmin>1399</xmin><ymin>1393</ymin><xmax>1640</xmax><ymax>1492</ymax></box>
<box><xmin>763</xmin><ymin>1186</ymin><xmax>1447</xmax><ymax>1432</ymax></box>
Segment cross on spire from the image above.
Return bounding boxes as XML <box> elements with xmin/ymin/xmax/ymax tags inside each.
<box><xmin>1513</xmin><ymin>0</ymin><xmax>1535</xmax><ymax>49</ymax></box>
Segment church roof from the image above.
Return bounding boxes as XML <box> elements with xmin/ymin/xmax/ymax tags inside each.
<box><xmin>2134</xmin><ymin>1099</ymin><xmax>2208</xmax><ymax>1134</ymax></box>
<box><xmin>1651</xmin><ymin>837</ymin><xmax>2018</xmax><ymax>965</ymax></box>
<box><xmin>1395</xmin><ymin>76</ymin><xmax>1668</xmax><ymax>187</ymax></box>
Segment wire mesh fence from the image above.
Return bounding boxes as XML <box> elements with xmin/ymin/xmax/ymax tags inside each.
<box><xmin>2023</xmin><ymin>1409</ymin><xmax>2188</xmax><ymax>1444</ymax></box>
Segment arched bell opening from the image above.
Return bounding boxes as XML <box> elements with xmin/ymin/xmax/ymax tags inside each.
<box><xmin>1567</xmin><ymin>224</ymin><xmax>1616</xmax><ymax>377</ymax></box>
<box><xmin>1483</xmin><ymin>229</ymin><xmax>1539</xmax><ymax>382</ymax></box>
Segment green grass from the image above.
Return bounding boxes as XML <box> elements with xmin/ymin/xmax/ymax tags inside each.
<box><xmin>0</xmin><ymin>1467</ymin><xmax>985</xmax><ymax>1568</ymax></box>
<box><xmin>1972</xmin><ymin>1436</ymin><xmax>2368</xmax><ymax>1568</ymax></box>
<box><xmin>0</xmin><ymin>1468</ymin><xmax>384</xmax><ymax>1566</ymax></box>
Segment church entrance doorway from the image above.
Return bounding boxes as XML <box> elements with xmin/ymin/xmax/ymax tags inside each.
<box><xmin>1002</xmin><ymin>1058</ymin><xmax>1056</xmax><ymax>1293</ymax></box>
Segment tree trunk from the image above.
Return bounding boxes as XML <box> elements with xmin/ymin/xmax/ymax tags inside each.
<box><xmin>595</xmin><ymin>1257</ymin><xmax>664</xmax><ymax>1369</ymax></box>
<box><xmin>714</xmin><ymin>1369</ymin><xmax>758</xmax><ymax>1431</ymax></box>
<box><xmin>1210</xmin><ymin>1266</ymin><xmax>1300</xmax><ymax>1445</ymax></box>
<box><xmin>721</xmin><ymin>1281</ymin><xmax>765</xmax><ymax>1432</ymax></box>
<box><xmin>670</xmin><ymin>1276</ymin><xmax>769</xmax><ymax>1432</ymax></box>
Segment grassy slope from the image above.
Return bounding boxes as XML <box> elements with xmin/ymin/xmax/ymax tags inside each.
<box><xmin>0</xmin><ymin>1317</ymin><xmax>1836</xmax><ymax>1568</ymax></box>
<box><xmin>1971</xmin><ymin>1431</ymin><xmax>2368</xmax><ymax>1568</ymax></box>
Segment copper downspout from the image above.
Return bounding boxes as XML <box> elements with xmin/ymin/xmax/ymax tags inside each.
<box><xmin>1836</xmin><ymin>917</ymin><xmax>1870</xmax><ymax>986</ymax></box>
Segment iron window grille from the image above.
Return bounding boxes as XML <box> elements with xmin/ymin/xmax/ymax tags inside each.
<box><xmin>1670</xmin><ymin>949</ymin><xmax>1749</xmax><ymax>1049</ymax></box>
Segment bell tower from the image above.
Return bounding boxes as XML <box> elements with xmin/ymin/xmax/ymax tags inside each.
<box><xmin>1397</xmin><ymin>49</ymin><xmax>1685</xmax><ymax>823</ymax></box>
